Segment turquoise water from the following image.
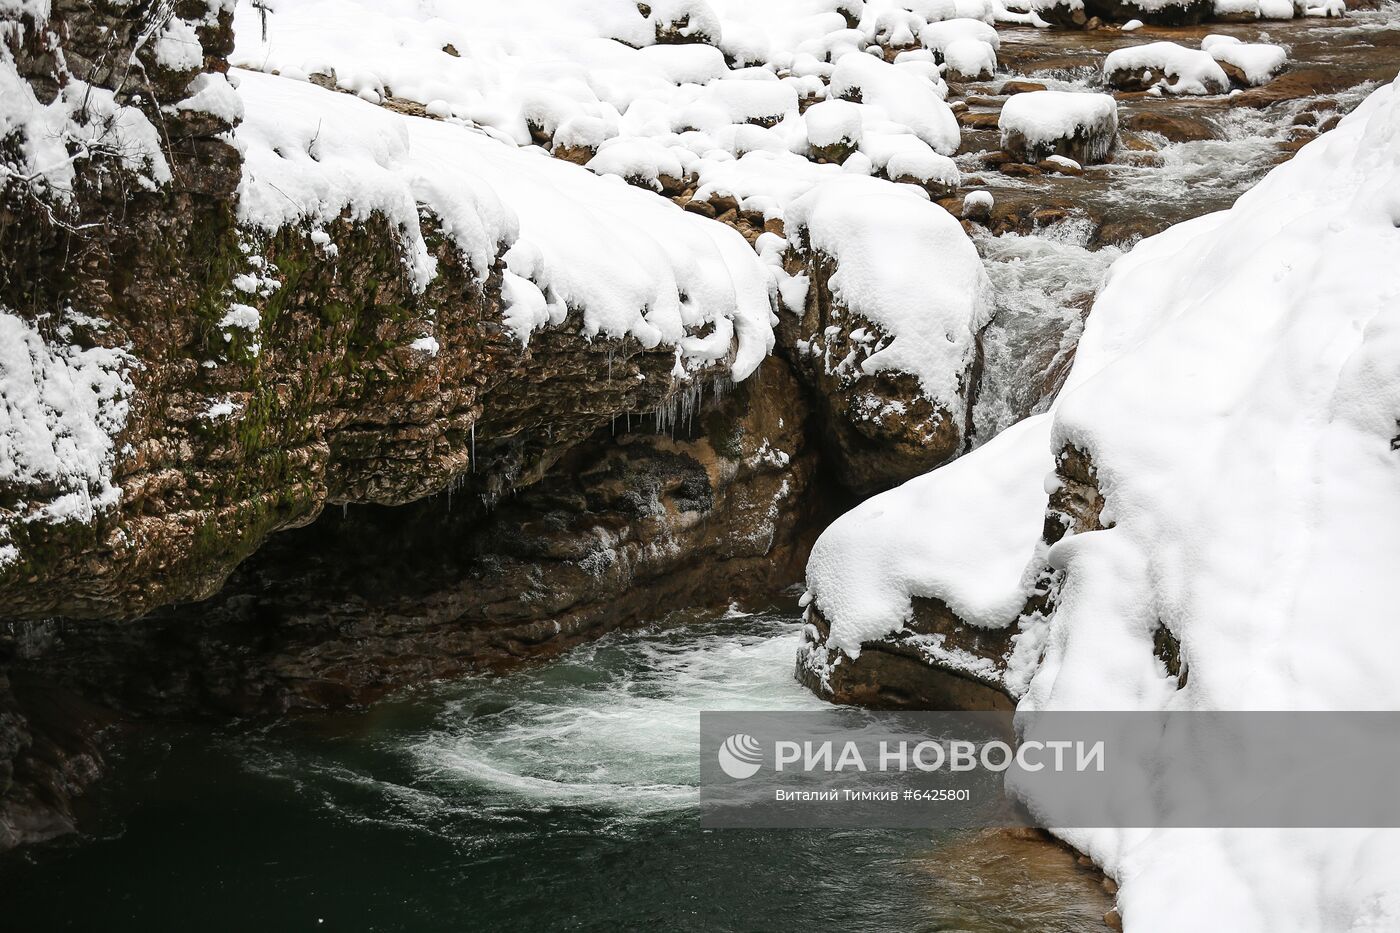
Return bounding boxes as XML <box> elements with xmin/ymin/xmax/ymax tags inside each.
<box><xmin>1</xmin><ymin>614</ymin><xmax>1107</xmax><ymax>931</ymax></box>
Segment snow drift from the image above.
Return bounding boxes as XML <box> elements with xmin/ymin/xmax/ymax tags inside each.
<box><xmin>804</xmin><ymin>71</ymin><xmax>1400</xmax><ymax>931</ymax></box>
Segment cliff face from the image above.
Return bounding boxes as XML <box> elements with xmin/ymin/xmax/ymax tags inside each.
<box><xmin>2</xmin><ymin>2</ymin><xmax>754</xmax><ymax>621</ymax></box>
<box><xmin>0</xmin><ymin>1</ymin><xmax>840</xmax><ymax>847</ymax></box>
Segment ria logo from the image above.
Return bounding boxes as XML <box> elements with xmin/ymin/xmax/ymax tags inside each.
<box><xmin>718</xmin><ymin>733</ymin><xmax>763</xmax><ymax>779</ymax></box>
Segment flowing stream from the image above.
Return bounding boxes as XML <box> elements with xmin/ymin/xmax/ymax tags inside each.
<box><xmin>0</xmin><ymin>611</ymin><xmax>1109</xmax><ymax>931</ymax></box>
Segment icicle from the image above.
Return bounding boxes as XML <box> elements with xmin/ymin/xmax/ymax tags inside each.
<box><xmin>470</xmin><ymin>422</ymin><xmax>476</xmax><ymax>473</ymax></box>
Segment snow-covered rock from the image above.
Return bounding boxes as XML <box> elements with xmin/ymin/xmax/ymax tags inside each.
<box><xmin>999</xmin><ymin>91</ymin><xmax>1118</xmax><ymax>164</ymax></box>
<box><xmin>800</xmin><ymin>70</ymin><xmax>1400</xmax><ymax>932</ymax></box>
<box><xmin>776</xmin><ymin>174</ymin><xmax>992</xmax><ymax>493</ymax></box>
<box><xmin>918</xmin><ymin>17</ymin><xmax>1001</xmax><ymax>57</ymax></box>
<box><xmin>0</xmin><ymin>310</ymin><xmax>135</xmax><ymax>566</ymax></box>
<box><xmin>942</xmin><ymin>38</ymin><xmax>997</xmax><ymax>81</ymax></box>
<box><xmin>229</xmin><ymin>0</ymin><xmax>961</xmax><ymax>232</ymax></box>
<box><xmin>804</xmin><ymin>98</ymin><xmax>864</xmax><ymax>163</ymax></box>
<box><xmin>785</xmin><ymin>175</ymin><xmax>991</xmax><ymax>413</ymax></box>
<box><xmin>1204</xmin><ymin>38</ymin><xmax>1288</xmax><ymax>86</ymax></box>
<box><xmin>804</xmin><ymin>412</ymin><xmax>1052</xmax><ymax>659</ymax></box>
<box><xmin>1030</xmin><ymin>0</ymin><xmax>1212</xmax><ymax>27</ymax></box>
<box><xmin>1104</xmin><ymin>41</ymin><xmax>1231</xmax><ymax>95</ymax></box>
<box><xmin>962</xmin><ymin>188</ymin><xmax>994</xmax><ymax>220</ymax></box>
<box><xmin>828</xmin><ymin>52</ymin><xmax>961</xmax><ymax>155</ymax></box>
<box><xmin>1025</xmin><ymin>68</ymin><xmax>1400</xmax><ymax>933</ymax></box>
<box><xmin>235</xmin><ymin>69</ymin><xmax>775</xmax><ymax>378</ymax></box>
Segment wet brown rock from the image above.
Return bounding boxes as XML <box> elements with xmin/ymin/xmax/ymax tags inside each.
<box><xmin>1001</xmin><ymin>80</ymin><xmax>1049</xmax><ymax>95</ymax></box>
<box><xmin>1000</xmin><ymin>162</ymin><xmax>1044</xmax><ymax>177</ymax></box>
<box><xmin>1229</xmin><ymin>67</ymin><xmax>1359</xmax><ymax>108</ymax></box>
<box><xmin>1121</xmin><ymin>109</ymin><xmax>1218</xmax><ymax>142</ymax></box>
<box><xmin>810</xmin><ymin>139</ymin><xmax>858</xmax><ymax>164</ymax></box>
<box><xmin>797</xmin><ymin>600</ymin><xmax>1016</xmax><ymax>711</ymax></box>
<box><xmin>551</xmin><ymin>143</ymin><xmax>597</xmax><ymax>165</ymax></box>
<box><xmin>958</xmin><ymin>110</ymin><xmax>1003</xmax><ymax>129</ymax></box>
<box><xmin>683</xmin><ymin>197</ymin><xmax>718</xmax><ymax>218</ymax></box>
<box><xmin>1118</xmin><ymin>131</ymin><xmax>1161</xmax><ymax>152</ymax></box>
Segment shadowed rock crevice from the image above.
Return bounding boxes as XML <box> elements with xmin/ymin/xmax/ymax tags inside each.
<box><xmin>0</xmin><ymin>355</ymin><xmax>841</xmax><ymax>843</ymax></box>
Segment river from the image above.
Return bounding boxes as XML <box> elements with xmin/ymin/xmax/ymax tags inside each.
<box><xmin>0</xmin><ymin>611</ymin><xmax>1109</xmax><ymax>931</ymax></box>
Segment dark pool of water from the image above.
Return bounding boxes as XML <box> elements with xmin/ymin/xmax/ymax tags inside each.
<box><xmin>1</xmin><ymin>615</ymin><xmax>1108</xmax><ymax>931</ymax></box>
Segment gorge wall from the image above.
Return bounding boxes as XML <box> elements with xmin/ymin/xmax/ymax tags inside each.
<box><xmin>0</xmin><ymin>0</ymin><xmax>974</xmax><ymax>846</ymax></box>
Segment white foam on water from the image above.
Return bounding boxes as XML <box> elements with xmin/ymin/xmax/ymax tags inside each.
<box><xmin>409</xmin><ymin>618</ymin><xmax>827</xmax><ymax>817</ymax></box>
<box><xmin>1103</xmin><ymin>81</ymin><xmax>1379</xmax><ymax>207</ymax></box>
<box><xmin>972</xmin><ymin>217</ymin><xmax>1121</xmax><ymax>444</ymax></box>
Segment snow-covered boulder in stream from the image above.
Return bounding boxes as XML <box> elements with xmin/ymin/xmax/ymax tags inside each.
<box><xmin>799</xmin><ymin>414</ymin><xmax>1052</xmax><ymax>707</ymax></box>
<box><xmin>1104</xmin><ymin>42</ymin><xmax>1230</xmax><ymax>95</ymax></box>
<box><xmin>799</xmin><ymin>71</ymin><xmax>1400</xmax><ymax>931</ymax></box>
<box><xmin>999</xmin><ymin>91</ymin><xmax>1118</xmax><ymax>164</ymax></box>
<box><xmin>1030</xmin><ymin>0</ymin><xmax>1212</xmax><ymax>28</ymax></box>
<box><xmin>1201</xmin><ymin>35</ymin><xmax>1289</xmax><ymax>87</ymax></box>
<box><xmin>942</xmin><ymin>38</ymin><xmax>997</xmax><ymax>81</ymax></box>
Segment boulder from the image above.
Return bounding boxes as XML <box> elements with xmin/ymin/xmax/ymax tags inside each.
<box><xmin>1032</xmin><ymin>0</ymin><xmax>1212</xmax><ymax>26</ymax></box>
<box><xmin>1120</xmin><ymin>108</ymin><xmax>1219</xmax><ymax>142</ymax></box>
<box><xmin>999</xmin><ymin>91</ymin><xmax>1118</xmax><ymax>164</ymax></box>
<box><xmin>1104</xmin><ymin>42</ymin><xmax>1230</xmax><ymax>95</ymax></box>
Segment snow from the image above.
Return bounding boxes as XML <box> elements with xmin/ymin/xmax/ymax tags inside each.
<box><xmin>883</xmin><ymin>144</ymin><xmax>961</xmax><ymax>188</ymax></box>
<box><xmin>1122</xmin><ymin>17</ymin><xmax>1145</xmax><ymax>28</ymax></box>
<box><xmin>233</xmin><ymin>69</ymin><xmax>775</xmax><ymax>379</ymax></box>
<box><xmin>219</xmin><ymin>304</ymin><xmax>261</xmax><ymax>331</ymax></box>
<box><xmin>1304</xmin><ymin>0</ymin><xmax>1345</xmax><ymax>15</ymax></box>
<box><xmin>1043</xmin><ymin>154</ymin><xmax>1081</xmax><ymax>171</ymax></box>
<box><xmin>1019</xmin><ymin>70</ymin><xmax>1400</xmax><ymax>933</ymax></box>
<box><xmin>785</xmin><ymin>175</ymin><xmax>992</xmax><ymax>408</ymax></box>
<box><xmin>806</xmin><ymin>413</ymin><xmax>1053</xmax><ymax>658</ymax></box>
<box><xmin>700</xmin><ymin>77</ymin><xmax>798</xmax><ymax>126</ymax></box>
<box><xmin>962</xmin><ymin>189</ymin><xmax>994</xmax><ymax>212</ymax></box>
<box><xmin>1199</xmin><ymin>34</ymin><xmax>1242</xmax><ymax>50</ymax></box>
<box><xmin>828</xmin><ymin>53</ymin><xmax>960</xmax><ymax>155</ymax></box>
<box><xmin>229</xmin><ymin>0</ymin><xmax>961</xmax><ymax>229</ymax></box>
<box><xmin>1205</xmin><ymin>39</ymin><xmax>1288</xmax><ymax>86</ymax></box>
<box><xmin>173</xmin><ymin>72</ymin><xmax>245</xmax><ymax>123</ymax></box>
<box><xmin>635</xmin><ymin>43</ymin><xmax>730</xmax><ymax>85</ymax></box>
<box><xmin>1104</xmin><ymin>42</ymin><xmax>1231</xmax><ymax>95</ymax></box>
<box><xmin>202</xmin><ymin>397</ymin><xmax>239</xmax><ymax>421</ymax></box>
<box><xmin>918</xmin><ymin>17</ymin><xmax>1000</xmax><ymax>54</ymax></box>
<box><xmin>804</xmin><ymin>70</ymin><xmax>1400</xmax><ymax>932</ymax></box>
<box><xmin>999</xmin><ymin>91</ymin><xmax>1117</xmax><ymax>154</ymax></box>
<box><xmin>0</xmin><ymin>46</ymin><xmax>170</xmax><ymax>202</ymax></box>
<box><xmin>804</xmin><ymin>99</ymin><xmax>863</xmax><ymax>149</ymax></box>
<box><xmin>0</xmin><ymin>308</ymin><xmax>135</xmax><ymax>564</ymax></box>
<box><xmin>942</xmin><ymin>38</ymin><xmax>997</xmax><ymax>79</ymax></box>
<box><xmin>154</xmin><ymin>15</ymin><xmax>204</xmax><ymax>71</ymax></box>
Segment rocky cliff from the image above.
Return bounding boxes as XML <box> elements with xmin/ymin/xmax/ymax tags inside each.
<box><xmin>0</xmin><ymin>1</ymin><xmax>812</xmax><ymax>845</ymax></box>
